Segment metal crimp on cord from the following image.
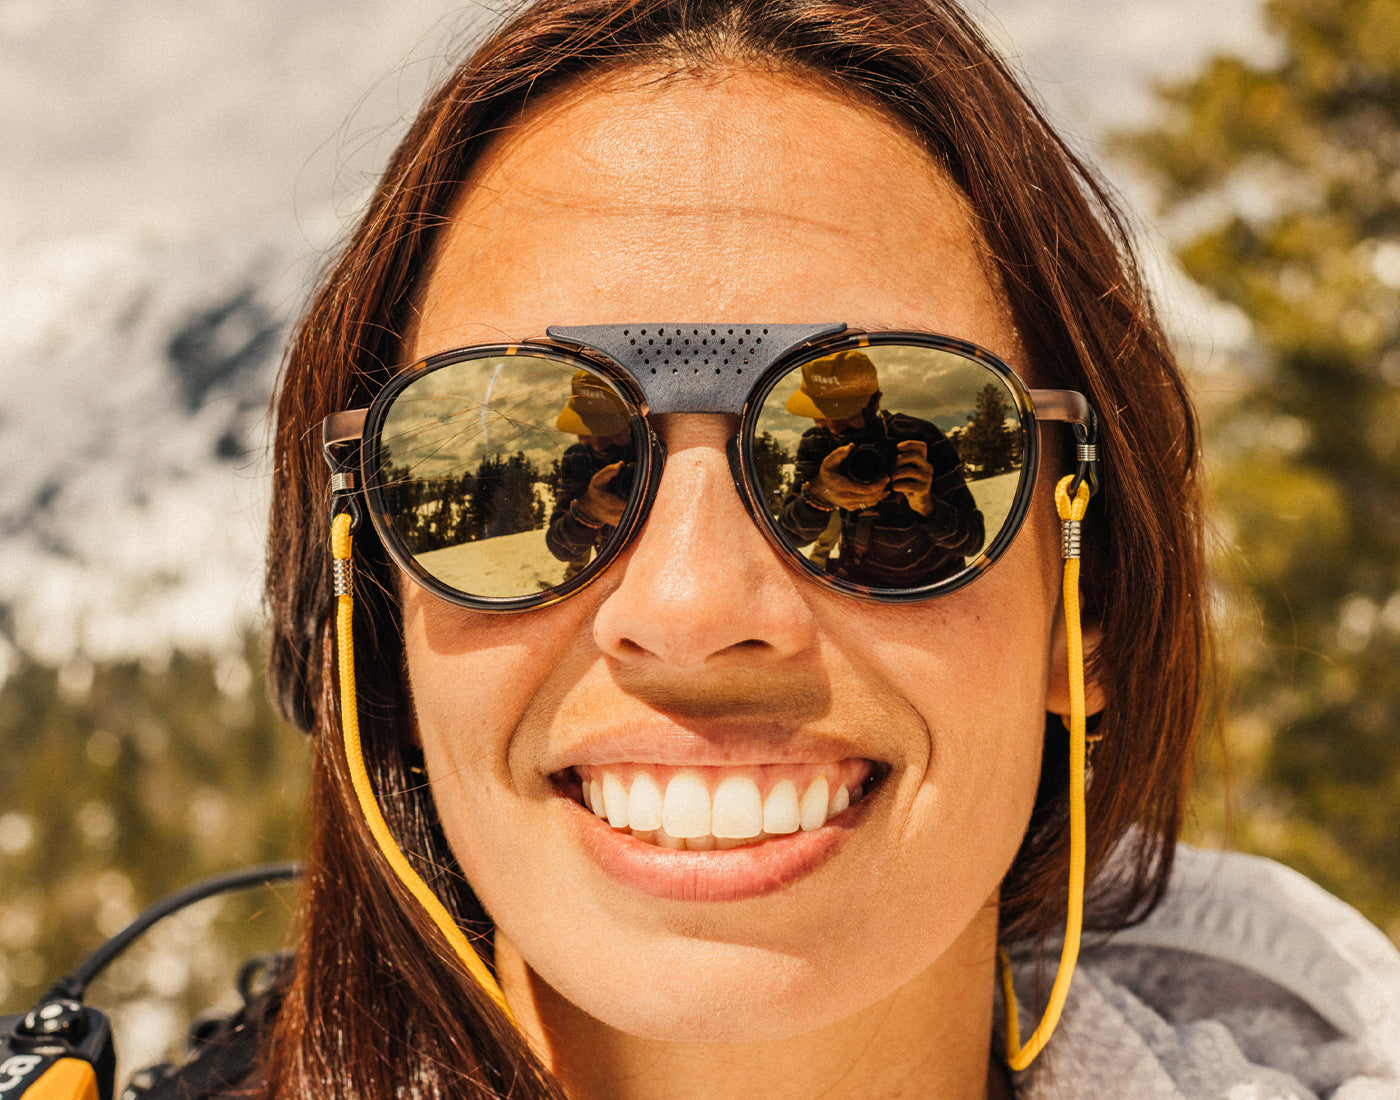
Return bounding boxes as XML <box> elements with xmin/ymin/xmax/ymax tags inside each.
<box><xmin>1061</xmin><ymin>518</ymin><xmax>1082</xmax><ymax>560</ymax></box>
<box><xmin>332</xmin><ymin>557</ymin><xmax>354</xmax><ymax>597</ymax></box>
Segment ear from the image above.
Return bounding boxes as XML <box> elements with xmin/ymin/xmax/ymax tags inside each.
<box><xmin>1046</xmin><ymin>614</ymin><xmax>1107</xmax><ymax>721</ymax></box>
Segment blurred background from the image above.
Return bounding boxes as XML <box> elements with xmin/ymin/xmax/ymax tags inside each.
<box><xmin>2</xmin><ymin>0</ymin><xmax>1396</xmax><ymax>1082</ymax></box>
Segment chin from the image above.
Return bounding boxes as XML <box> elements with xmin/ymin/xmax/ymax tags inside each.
<box><xmin>524</xmin><ymin>923</ymin><xmax>927</xmax><ymax>1045</ymax></box>
<box><xmin>572</xmin><ymin>960</ymin><xmax>866</xmax><ymax>1043</ymax></box>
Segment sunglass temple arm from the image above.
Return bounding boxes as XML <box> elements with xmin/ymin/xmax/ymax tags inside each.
<box><xmin>322</xmin><ymin>408</ymin><xmax>369</xmax><ymax>533</ymax></box>
<box><xmin>1029</xmin><ymin>389</ymin><xmax>1100</xmax><ymax>499</ymax></box>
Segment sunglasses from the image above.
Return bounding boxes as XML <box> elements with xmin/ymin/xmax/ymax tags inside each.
<box><xmin>321</xmin><ymin>323</ymin><xmax>1098</xmax><ymax>611</ymax></box>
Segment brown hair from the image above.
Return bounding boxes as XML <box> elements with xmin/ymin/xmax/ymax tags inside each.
<box><xmin>264</xmin><ymin>1</ymin><xmax>1206</xmax><ymax>1095</ymax></box>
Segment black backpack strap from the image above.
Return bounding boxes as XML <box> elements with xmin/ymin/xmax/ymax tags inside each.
<box><xmin>122</xmin><ymin>954</ymin><xmax>289</xmax><ymax>1100</ymax></box>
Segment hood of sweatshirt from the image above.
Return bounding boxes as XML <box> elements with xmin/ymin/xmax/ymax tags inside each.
<box><xmin>1001</xmin><ymin>845</ymin><xmax>1400</xmax><ymax>1099</ymax></box>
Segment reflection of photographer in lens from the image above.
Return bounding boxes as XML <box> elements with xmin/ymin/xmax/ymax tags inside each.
<box><xmin>546</xmin><ymin>372</ymin><xmax>635</xmax><ymax>567</ymax></box>
<box><xmin>780</xmin><ymin>351</ymin><xmax>984</xmax><ymax>586</ymax></box>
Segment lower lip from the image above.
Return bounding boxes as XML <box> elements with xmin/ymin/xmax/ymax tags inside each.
<box><xmin>563</xmin><ymin>797</ymin><xmax>860</xmax><ymax>902</ymax></box>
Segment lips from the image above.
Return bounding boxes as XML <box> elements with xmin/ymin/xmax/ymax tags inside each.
<box><xmin>554</xmin><ymin>758</ymin><xmax>884</xmax><ymax>902</ymax></box>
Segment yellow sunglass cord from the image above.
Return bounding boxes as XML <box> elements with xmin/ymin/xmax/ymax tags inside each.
<box><xmin>997</xmin><ymin>475</ymin><xmax>1090</xmax><ymax>1070</ymax></box>
<box><xmin>329</xmin><ymin>477</ymin><xmax>1091</xmax><ymax>1064</ymax></box>
<box><xmin>331</xmin><ymin>513</ymin><xmax>515</xmax><ymax>1020</ymax></box>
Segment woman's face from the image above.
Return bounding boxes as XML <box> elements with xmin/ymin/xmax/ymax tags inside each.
<box><xmin>402</xmin><ymin>67</ymin><xmax>1075</xmax><ymax>1043</ymax></box>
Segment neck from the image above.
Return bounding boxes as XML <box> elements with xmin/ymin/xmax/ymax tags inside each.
<box><xmin>497</xmin><ymin>907</ymin><xmax>1008</xmax><ymax>1100</ymax></box>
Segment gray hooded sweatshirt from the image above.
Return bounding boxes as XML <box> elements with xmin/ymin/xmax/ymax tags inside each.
<box><xmin>1002</xmin><ymin>845</ymin><xmax>1400</xmax><ymax>1098</ymax></box>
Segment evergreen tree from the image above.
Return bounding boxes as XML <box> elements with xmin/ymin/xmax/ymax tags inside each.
<box><xmin>958</xmin><ymin>383</ymin><xmax>1022</xmax><ymax>477</ymax></box>
<box><xmin>1122</xmin><ymin>0</ymin><xmax>1400</xmax><ymax>935</ymax></box>
<box><xmin>752</xmin><ymin>431</ymin><xmax>796</xmax><ymax>513</ymax></box>
<box><xmin>468</xmin><ymin>451</ymin><xmax>544</xmax><ymax>539</ymax></box>
<box><xmin>381</xmin><ymin>463</ymin><xmax>444</xmax><ymax>553</ymax></box>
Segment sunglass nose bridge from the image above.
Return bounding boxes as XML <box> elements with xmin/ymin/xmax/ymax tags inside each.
<box><xmin>547</xmin><ymin>323</ymin><xmax>845</xmax><ymax>414</ymax></box>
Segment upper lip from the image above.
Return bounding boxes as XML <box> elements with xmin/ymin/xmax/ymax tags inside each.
<box><xmin>544</xmin><ymin>721</ymin><xmax>883</xmax><ymax>774</ymax></box>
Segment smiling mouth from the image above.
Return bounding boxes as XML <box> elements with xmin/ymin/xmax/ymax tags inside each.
<box><xmin>558</xmin><ymin>762</ymin><xmax>886</xmax><ymax>851</ymax></box>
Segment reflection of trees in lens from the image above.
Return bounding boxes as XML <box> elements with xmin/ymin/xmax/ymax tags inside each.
<box><xmin>472</xmin><ymin>452</ymin><xmax>548</xmax><ymax>540</ymax></box>
<box><xmin>382</xmin><ymin>451</ymin><xmax>548</xmax><ymax>554</ymax></box>
<box><xmin>954</xmin><ymin>382</ymin><xmax>1022</xmax><ymax>478</ymax></box>
<box><xmin>752</xmin><ymin>430</ymin><xmax>796</xmax><ymax>513</ymax></box>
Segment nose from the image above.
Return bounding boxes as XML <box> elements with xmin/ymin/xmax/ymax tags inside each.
<box><xmin>591</xmin><ymin>415</ymin><xmax>819</xmax><ymax>669</ymax></box>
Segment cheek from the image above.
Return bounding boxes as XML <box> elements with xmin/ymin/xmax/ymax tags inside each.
<box><xmin>400</xmin><ymin>588</ymin><xmax>590</xmax><ymax>870</ymax></box>
<box><xmin>832</xmin><ymin>535</ymin><xmax>1059</xmax><ymax>893</ymax></box>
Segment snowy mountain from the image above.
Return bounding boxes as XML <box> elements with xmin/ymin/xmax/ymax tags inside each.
<box><xmin>0</xmin><ymin>232</ymin><xmax>309</xmax><ymax>671</ymax></box>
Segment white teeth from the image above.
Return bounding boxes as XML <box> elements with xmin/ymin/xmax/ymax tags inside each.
<box><xmin>799</xmin><ymin>774</ymin><xmax>829</xmax><ymax>831</ymax></box>
<box><xmin>655</xmin><ymin>828</ymin><xmax>685</xmax><ymax>850</ymax></box>
<box><xmin>711</xmin><ymin>775</ymin><xmax>763</xmax><ymax>838</ymax></box>
<box><xmin>662</xmin><ymin>772</ymin><xmax>712</xmax><ymax>838</ymax></box>
<box><xmin>603</xmin><ymin>773</ymin><xmax>630</xmax><ymax>828</ymax></box>
<box><xmin>580</xmin><ymin>767</ymin><xmax>870</xmax><ymax>848</ymax></box>
<box><xmin>763</xmin><ymin>779</ymin><xmax>800</xmax><ymax>834</ymax></box>
<box><xmin>627</xmin><ymin>773</ymin><xmax>664</xmax><ymax>832</ymax></box>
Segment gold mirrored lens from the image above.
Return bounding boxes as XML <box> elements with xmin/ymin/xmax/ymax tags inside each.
<box><xmin>376</xmin><ymin>354</ymin><xmax>639</xmax><ymax>599</ymax></box>
<box><xmin>754</xmin><ymin>344</ymin><xmax>1025</xmax><ymax>590</ymax></box>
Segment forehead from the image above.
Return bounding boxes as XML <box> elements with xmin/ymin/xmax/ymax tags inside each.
<box><xmin>408</xmin><ymin>65</ymin><xmax>1024</xmax><ymax>373</ymax></box>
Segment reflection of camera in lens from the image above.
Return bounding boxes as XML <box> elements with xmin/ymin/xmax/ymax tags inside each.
<box><xmin>838</xmin><ymin>440</ymin><xmax>899</xmax><ymax>486</ymax></box>
<box><xmin>607</xmin><ymin>460</ymin><xmax>636</xmax><ymax>498</ymax></box>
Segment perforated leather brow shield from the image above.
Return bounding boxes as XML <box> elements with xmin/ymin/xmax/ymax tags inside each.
<box><xmin>546</xmin><ymin>322</ymin><xmax>1094</xmax><ymax>436</ymax></box>
<box><xmin>545</xmin><ymin>323</ymin><xmax>846</xmax><ymax>412</ymax></box>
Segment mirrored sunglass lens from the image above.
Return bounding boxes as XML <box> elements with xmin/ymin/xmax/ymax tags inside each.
<box><xmin>375</xmin><ymin>354</ymin><xmax>640</xmax><ymax>600</ymax></box>
<box><xmin>752</xmin><ymin>344</ymin><xmax>1026</xmax><ymax>590</ymax></box>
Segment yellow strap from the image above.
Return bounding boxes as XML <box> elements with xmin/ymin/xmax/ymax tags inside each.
<box><xmin>998</xmin><ymin>475</ymin><xmax>1090</xmax><ymax>1070</ymax></box>
<box><xmin>331</xmin><ymin>513</ymin><xmax>515</xmax><ymax>1020</ymax></box>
